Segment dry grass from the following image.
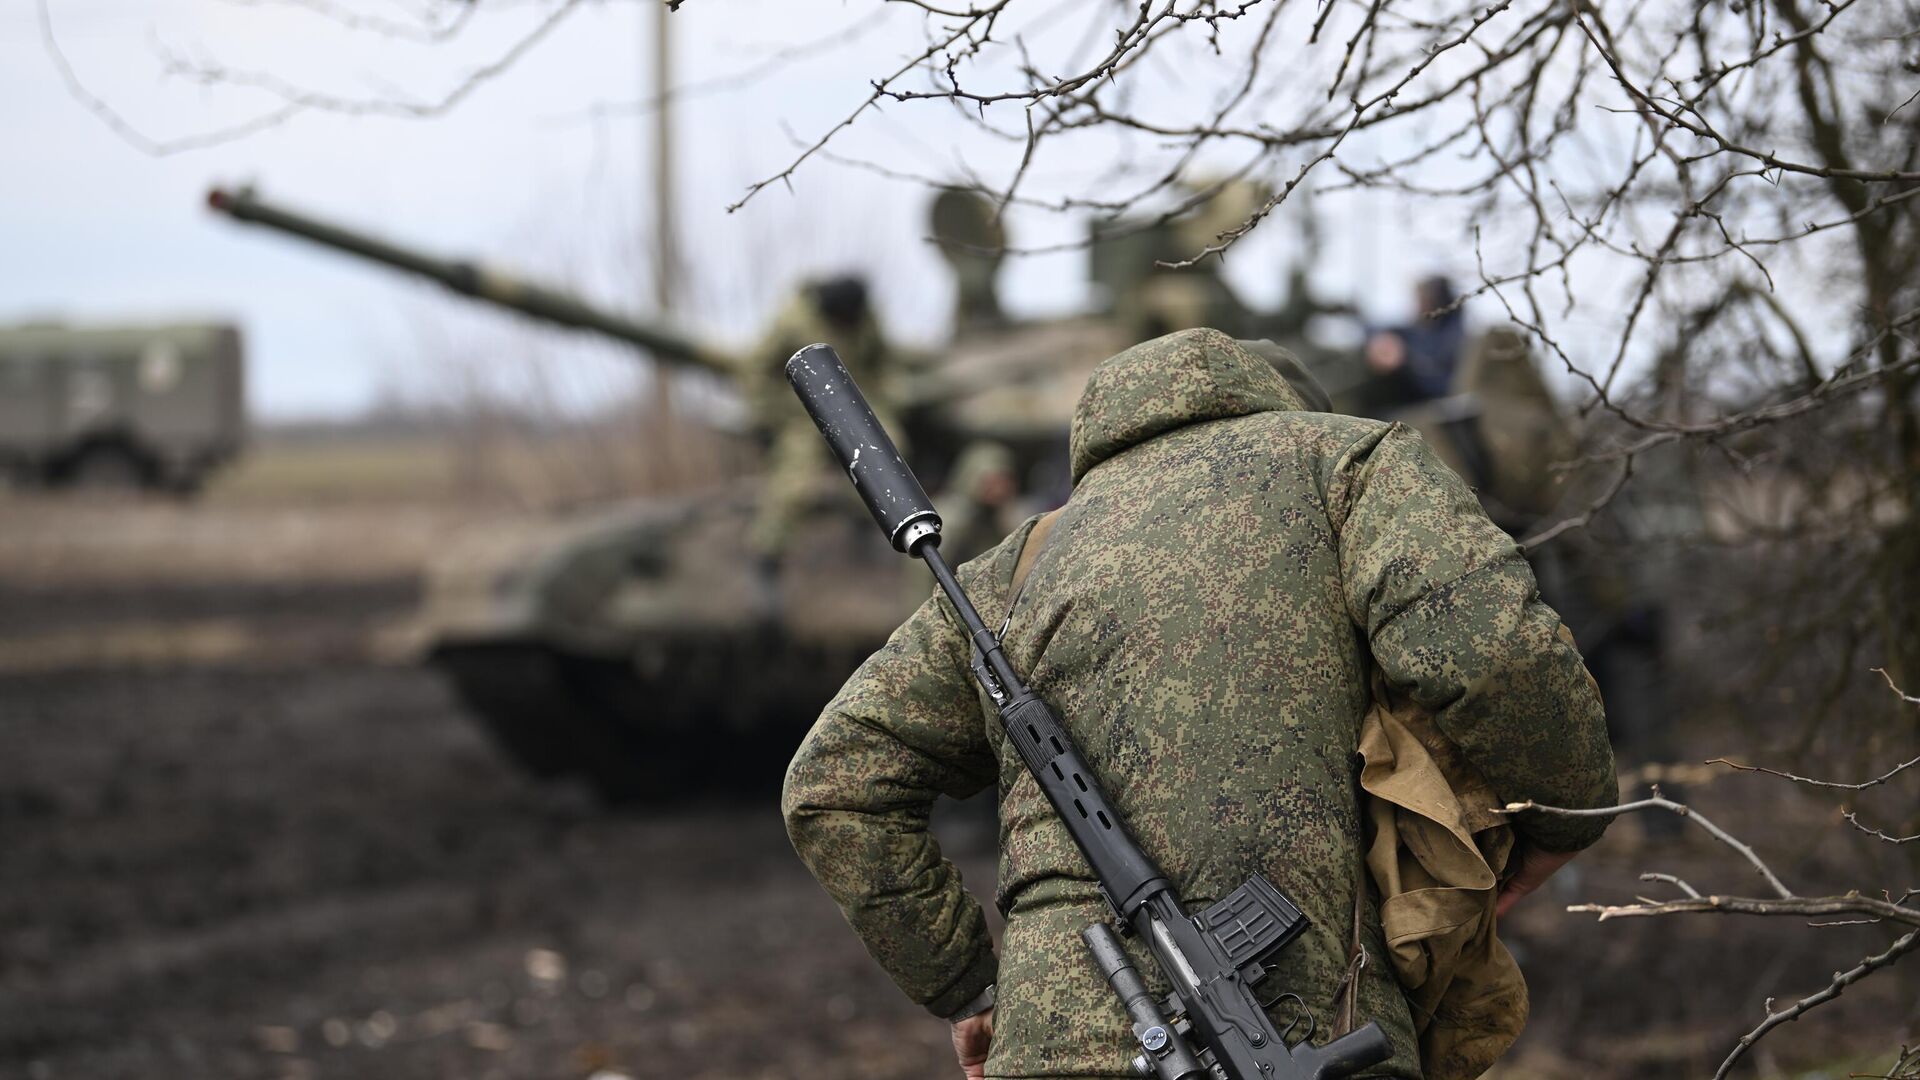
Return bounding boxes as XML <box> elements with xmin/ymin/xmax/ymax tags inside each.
<box><xmin>0</xmin><ymin>497</ymin><xmax>504</xmax><ymax>587</ymax></box>
<box><xmin>0</xmin><ymin>426</ymin><xmax>720</xmax><ymax>588</ymax></box>
<box><xmin>205</xmin><ymin>423</ymin><xmax>751</xmax><ymax>510</ymax></box>
<box><xmin>209</xmin><ymin>437</ymin><xmax>458</xmax><ymax>505</ymax></box>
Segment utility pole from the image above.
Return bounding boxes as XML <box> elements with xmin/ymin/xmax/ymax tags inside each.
<box><xmin>648</xmin><ymin>0</ymin><xmax>681</xmax><ymax>488</ymax></box>
<box><xmin>652</xmin><ymin>0</ymin><xmax>678</xmax><ymax>312</ymax></box>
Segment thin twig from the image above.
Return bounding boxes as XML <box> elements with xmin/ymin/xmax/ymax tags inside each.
<box><xmin>1842</xmin><ymin>811</ymin><xmax>1920</xmax><ymax>846</ymax></box>
<box><xmin>1508</xmin><ymin>794</ymin><xmax>1796</xmax><ymax>898</ymax></box>
<box><xmin>1706</xmin><ymin>753</ymin><xmax>1920</xmax><ymax>792</ymax></box>
<box><xmin>1714</xmin><ymin>929</ymin><xmax>1920</xmax><ymax>1080</ymax></box>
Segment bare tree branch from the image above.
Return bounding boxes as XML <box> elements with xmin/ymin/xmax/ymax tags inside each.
<box><xmin>1507</xmin><ymin>794</ymin><xmax>1796</xmax><ymax>898</ymax></box>
<box><xmin>1521</xmin><ymin>787</ymin><xmax>1920</xmax><ymax>1074</ymax></box>
<box><xmin>1521</xmin><ymin>456</ymin><xmax>1634</xmax><ymax>549</ymax></box>
<box><xmin>1706</xmin><ymin>752</ymin><xmax>1920</xmax><ymax>792</ymax></box>
<box><xmin>210</xmin><ymin>0</ymin><xmax>482</xmax><ymax>44</ymax></box>
<box><xmin>1714</xmin><ymin>929</ymin><xmax>1920</xmax><ymax>1080</ymax></box>
<box><xmin>158</xmin><ymin>1</ymin><xmax>584</xmax><ymax>120</ymax></box>
<box><xmin>38</xmin><ymin>0</ymin><xmax>302</xmax><ymax>155</ymax></box>
<box><xmin>40</xmin><ymin>0</ymin><xmax>583</xmax><ymax>156</ymax></box>
<box><xmin>1563</xmin><ymin>894</ymin><xmax>1920</xmax><ymax>930</ymax></box>
<box><xmin>1842</xmin><ymin>811</ymin><xmax>1920</xmax><ymax>846</ymax></box>
<box><xmin>549</xmin><ymin>7</ymin><xmax>898</xmax><ymax>124</ymax></box>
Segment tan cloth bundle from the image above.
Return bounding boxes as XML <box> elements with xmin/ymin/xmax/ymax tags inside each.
<box><xmin>1358</xmin><ymin>674</ymin><xmax>1526</xmax><ymax>1080</ymax></box>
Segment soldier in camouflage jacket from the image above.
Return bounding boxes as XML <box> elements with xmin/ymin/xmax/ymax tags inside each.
<box><xmin>783</xmin><ymin>328</ymin><xmax>1617</xmax><ymax>1079</ymax></box>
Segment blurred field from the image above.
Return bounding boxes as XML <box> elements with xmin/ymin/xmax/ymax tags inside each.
<box><xmin>0</xmin><ymin>423</ymin><xmax>707</xmax><ymax>590</ymax></box>
<box><xmin>204</xmin><ymin>419</ymin><xmax>749</xmax><ymax>510</ymax></box>
<box><xmin>209</xmin><ymin>435</ymin><xmax>460</xmax><ymax>505</ymax></box>
<box><xmin>0</xmin><ymin>654</ymin><xmax>996</xmax><ymax>1080</ymax></box>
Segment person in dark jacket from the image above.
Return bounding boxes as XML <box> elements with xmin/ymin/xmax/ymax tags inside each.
<box><xmin>1363</xmin><ymin>276</ymin><xmax>1467</xmax><ymax>409</ymax></box>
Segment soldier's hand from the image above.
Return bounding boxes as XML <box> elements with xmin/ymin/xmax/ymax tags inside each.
<box><xmin>1365</xmin><ymin>331</ymin><xmax>1407</xmax><ymax>374</ymax></box>
<box><xmin>1495</xmin><ymin>844</ymin><xmax>1578</xmax><ymax>918</ymax></box>
<box><xmin>951</xmin><ymin>1007</ymin><xmax>994</xmax><ymax>1080</ymax></box>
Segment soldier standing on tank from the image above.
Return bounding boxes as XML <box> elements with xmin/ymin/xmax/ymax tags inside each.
<box><xmin>738</xmin><ymin>275</ymin><xmax>895</xmax><ymax>559</ymax></box>
<box><xmin>933</xmin><ymin>441</ymin><xmax>1027</xmax><ymax>564</ymax></box>
<box><xmin>782</xmin><ymin>329</ymin><xmax>1617</xmax><ymax>1079</ymax></box>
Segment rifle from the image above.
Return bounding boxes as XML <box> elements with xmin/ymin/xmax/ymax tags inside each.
<box><xmin>786</xmin><ymin>344</ymin><xmax>1392</xmax><ymax>1080</ymax></box>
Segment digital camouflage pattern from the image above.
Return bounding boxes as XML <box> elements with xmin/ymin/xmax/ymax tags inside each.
<box><xmin>782</xmin><ymin>328</ymin><xmax>1617</xmax><ymax>1079</ymax></box>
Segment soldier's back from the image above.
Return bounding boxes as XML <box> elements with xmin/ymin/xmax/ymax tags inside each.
<box><xmin>965</xmin><ymin>333</ymin><xmax>1423</xmax><ymax>1078</ymax></box>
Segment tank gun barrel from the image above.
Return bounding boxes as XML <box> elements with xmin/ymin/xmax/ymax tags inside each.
<box><xmin>207</xmin><ymin>186</ymin><xmax>724</xmax><ymax>374</ymax></box>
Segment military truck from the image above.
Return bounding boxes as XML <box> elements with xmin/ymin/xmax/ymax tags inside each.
<box><xmin>0</xmin><ymin>322</ymin><xmax>245</xmax><ymax>492</ymax></box>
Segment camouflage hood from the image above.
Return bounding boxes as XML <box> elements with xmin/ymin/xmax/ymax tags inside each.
<box><xmin>1069</xmin><ymin>327</ymin><xmax>1310</xmax><ymax>484</ymax></box>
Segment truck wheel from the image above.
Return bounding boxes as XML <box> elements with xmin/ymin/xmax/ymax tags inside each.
<box><xmin>67</xmin><ymin>445</ymin><xmax>148</xmax><ymax>491</ymax></box>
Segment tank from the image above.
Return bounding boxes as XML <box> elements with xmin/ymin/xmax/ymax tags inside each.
<box><xmin>0</xmin><ymin>321</ymin><xmax>245</xmax><ymax>492</ymax></box>
<box><xmin>209</xmin><ymin>186</ymin><xmax>1139</xmax><ymax>799</ymax></box>
<box><xmin>409</xmin><ymin>490</ymin><xmax>928</xmax><ymax>799</ymax></box>
<box><xmin>205</xmin><ymin>184</ymin><xmax>1391</xmax><ymax>801</ymax></box>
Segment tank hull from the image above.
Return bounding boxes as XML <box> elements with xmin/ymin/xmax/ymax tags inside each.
<box><xmin>427</xmin><ymin>630</ymin><xmax>885</xmax><ymax>803</ymax></box>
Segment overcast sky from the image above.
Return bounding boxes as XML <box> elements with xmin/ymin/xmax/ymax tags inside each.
<box><xmin>4</xmin><ymin>0</ymin><xmax>1490</xmax><ymax>420</ymax></box>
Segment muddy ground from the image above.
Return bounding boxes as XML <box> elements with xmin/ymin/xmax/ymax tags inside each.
<box><xmin>0</xmin><ymin>610</ymin><xmax>992</xmax><ymax>1079</ymax></box>
<box><xmin>1</xmin><ymin>496</ymin><xmax>1912</xmax><ymax>1080</ymax></box>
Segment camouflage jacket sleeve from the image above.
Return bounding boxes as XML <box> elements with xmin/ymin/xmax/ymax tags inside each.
<box><xmin>781</xmin><ymin>585</ymin><xmax>1001</xmax><ymax>1018</ymax></box>
<box><xmin>1330</xmin><ymin>423</ymin><xmax>1618</xmax><ymax>852</ymax></box>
